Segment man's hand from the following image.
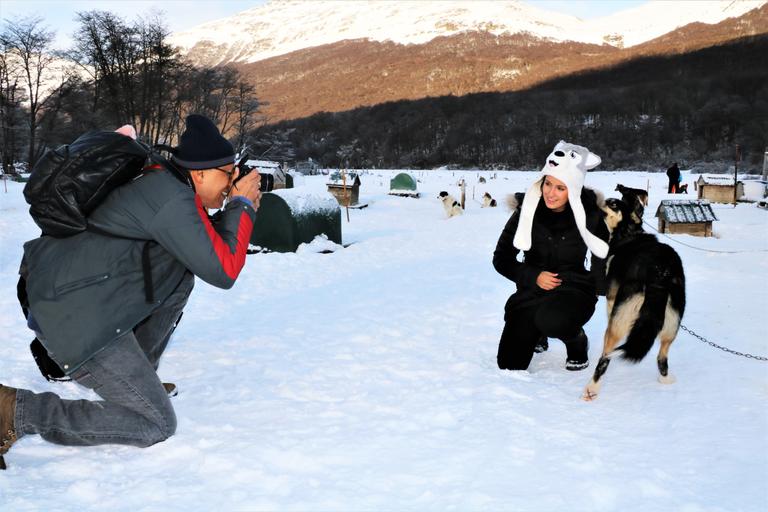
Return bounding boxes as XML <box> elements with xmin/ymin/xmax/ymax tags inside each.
<box><xmin>536</xmin><ymin>271</ymin><xmax>562</xmax><ymax>290</ymax></box>
<box><xmin>230</xmin><ymin>171</ymin><xmax>261</xmax><ymax>209</ymax></box>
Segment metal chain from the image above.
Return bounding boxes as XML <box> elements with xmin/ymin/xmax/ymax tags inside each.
<box><xmin>680</xmin><ymin>324</ymin><xmax>768</xmax><ymax>361</ymax></box>
<box><xmin>642</xmin><ymin>220</ymin><xmax>768</xmax><ymax>254</ymax></box>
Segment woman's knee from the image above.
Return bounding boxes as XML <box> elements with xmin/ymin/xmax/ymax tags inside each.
<box><xmin>536</xmin><ymin>316</ymin><xmax>582</xmax><ymax>339</ymax></box>
<box><xmin>497</xmin><ymin>353</ymin><xmax>531</xmax><ymax>371</ymax></box>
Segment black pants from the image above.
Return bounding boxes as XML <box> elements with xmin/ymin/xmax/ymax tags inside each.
<box><xmin>497</xmin><ymin>289</ymin><xmax>597</xmax><ymax>370</ymax></box>
<box><xmin>667</xmin><ymin>180</ymin><xmax>676</xmax><ymax>193</ymax></box>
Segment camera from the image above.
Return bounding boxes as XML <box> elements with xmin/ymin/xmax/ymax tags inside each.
<box><xmin>235</xmin><ymin>151</ymin><xmax>273</xmax><ymax>192</ymax></box>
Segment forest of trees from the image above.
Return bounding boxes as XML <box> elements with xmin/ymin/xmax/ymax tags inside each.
<box><xmin>252</xmin><ymin>35</ymin><xmax>768</xmax><ymax>172</ymax></box>
<box><xmin>0</xmin><ymin>12</ymin><xmax>262</xmax><ymax>174</ymax></box>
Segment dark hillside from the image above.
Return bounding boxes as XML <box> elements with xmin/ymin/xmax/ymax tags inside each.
<box><xmin>252</xmin><ymin>36</ymin><xmax>768</xmax><ymax>170</ymax></box>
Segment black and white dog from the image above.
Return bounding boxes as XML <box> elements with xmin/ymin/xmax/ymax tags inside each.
<box><xmin>583</xmin><ymin>197</ymin><xmax>686</xmax><ymax>401</ymax></box>
<box><xmin>438</xmin><ymin>191</ymin><xmax>463</xmax><ymax>217</ymax></box>
<box><xmin>615</xmin><ymin>183</ymin><xmax>648</xmax><ymax>207</ymax></box>
<box><xmin>615</xmin><ymin>184</ymin><xmax>648</xmax><ymax>225</ymax></box>
<box><xmin>481</xmin><ymin>192</ymin><xmax>497</xmax><ymax>208</ymax></box>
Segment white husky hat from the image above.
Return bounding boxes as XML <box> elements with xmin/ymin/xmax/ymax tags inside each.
<box><xmin>512</xmin><ymin>140</ymin><xmax>609</xmax><ymax>259</ymax></box>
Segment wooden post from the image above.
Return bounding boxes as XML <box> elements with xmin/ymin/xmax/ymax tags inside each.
<box><xmin>763</xmin><ymin>146</ymin><xmax>768</xmax><ymax>180</ymax></box>
<box><xmin>342</xmin><ymin>170</ymin><xmax>350</xmax><ymax>222</ymax></box>
<box><xmin>460</xmin><ymin>179</ymin><xmax>466</xmax><ymax>209</ymax></box>
<box><xmin>734</xmin><ymin>144</ymin><xmax>740</xmax><ymax>206</ymax></box>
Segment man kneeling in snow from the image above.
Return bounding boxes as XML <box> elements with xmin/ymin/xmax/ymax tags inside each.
<box><xmin>0</xmin><ymin>115</ymin><xmax>261</xmax><ymax>469</ymax></box>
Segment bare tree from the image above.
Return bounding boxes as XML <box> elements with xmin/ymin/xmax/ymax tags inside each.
<box><xmin>0</xmin><ymin>43</ymin><xmax>26</xmax><ymax>173</ymax></box>
<box><xmin>1</xmin><ymin>16</ymin><xmax>56</xmax><ymax>168</ymax></box>
<box><xmin>231</xmin><ymin>81</ymin><xmax>263</xmax><ymax>150</ymax></box>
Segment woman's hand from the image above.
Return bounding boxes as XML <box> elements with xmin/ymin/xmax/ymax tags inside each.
<box><xmin>536</xmin><ymin>271</ymin><xmax>562</xmax><ymax>290</ymax></box>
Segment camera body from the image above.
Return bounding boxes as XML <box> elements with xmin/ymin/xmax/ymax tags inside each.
<box><xmin>236</xmin><ymin>152</ymin><xmax>273</xmax><ymax>192</ymax></box>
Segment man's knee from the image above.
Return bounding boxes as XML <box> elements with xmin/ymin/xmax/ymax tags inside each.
<box><xmin>142</xmin><ymin>409</ymin><xmax>177</xmax><ymax>447</ymax></box>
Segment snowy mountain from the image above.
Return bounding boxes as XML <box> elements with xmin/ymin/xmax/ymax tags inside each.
<box><xmin>168</xmin><ymin>0</ymin><xmax>766</xmax><ymax>66</ymax></box>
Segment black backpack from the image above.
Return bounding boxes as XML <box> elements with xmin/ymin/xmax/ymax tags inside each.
<box><xmin>23</xmin><ymin>130</ymin><xmax>153</xmax><ymax>237</ymax></box>
<box><xmin>20</xmin><ymin>130</ymin><xmax>186</xmax><ymax>380</ymax></box>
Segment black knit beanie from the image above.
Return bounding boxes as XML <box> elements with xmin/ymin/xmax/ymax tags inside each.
<box><xmin>172</xmin><ymin>114</ymin><xmax>235</xmax><ymax>170</ymax></box>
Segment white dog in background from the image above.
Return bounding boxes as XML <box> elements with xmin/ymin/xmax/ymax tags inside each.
<box><xmin>438</xmin><ymin>191</ymin><xmax>463</xmax><ymax>218</ymax></box>
<box><xmin>481</xmin><ymin>192</ymin><xmax>497</xmax><ymax>208</ymax></box>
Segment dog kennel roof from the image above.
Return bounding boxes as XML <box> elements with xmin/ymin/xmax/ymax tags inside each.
<box><xmin>328</xmin><ymin>171</ymin><xmax>361</xmax><ymax>187</ymax></box>
<box><xmin>655</xmin><ymin>200</ymin><xmax>718</xmax><ymax>223</ymax></box>
<box><xmin>695</xmin><ymin>174</ymin><xmax>743</xmax><ymax>186</ymax></box>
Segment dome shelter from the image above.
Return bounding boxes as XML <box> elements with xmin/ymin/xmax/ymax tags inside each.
<box><xmin>249</xmin><ymin>189</ymin><xmax>341</xmax><ymax>253</ymax></box>
<box><xmin>389</xmin><ymin>172</ymin><xmax>419</xmax><ymax>198</ymax></box>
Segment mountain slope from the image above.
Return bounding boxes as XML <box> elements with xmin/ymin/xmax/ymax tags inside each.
<box><xmin>251</xmin><ymin>35</ymin><xmax>768</xmax><ymax>169</ymax></box>
<box><xmin>169</xmin><ymin>0</ymin><xmax>765</xmax><ymax>66</ymax></box>
<box><xmin>238</xmin><ymin>4</ymin><xmax>768</xmax><ymax>122</ymax></box>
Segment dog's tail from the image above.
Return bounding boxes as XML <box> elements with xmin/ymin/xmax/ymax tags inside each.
<box><xmin>615</xmin><ymin>285</ymin><xmax>668</xmax><ymax>363</ymax></box>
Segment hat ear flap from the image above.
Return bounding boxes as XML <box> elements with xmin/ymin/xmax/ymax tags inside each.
<box><xmin>584</xmin><ymin>152</ymin><xmax>601</xmax><ymax>170</ymax></box>
<box><xmin>513</xmin><ymin>178</ymin><xmax>543</xmax><ymax>252</ymax></box>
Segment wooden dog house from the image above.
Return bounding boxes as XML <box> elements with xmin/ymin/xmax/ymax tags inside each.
<box><xmin>327</xmin><ymin>171</ymin><xmax>361</xmax><ymax>206</ymax></box>
<box><xmin>245</xmin><ymin>159</ymin><xmax>293</xmax><ymax>190</ymax></box>
<box><xmin>695</xmin><ymin>175</ymin><xmax>743</xmax><ymax>203</ymax></box>
<box><xmin>655</xmin><ymin>199</ymin><xmax>717</xmax><ymax>237</ymax></box>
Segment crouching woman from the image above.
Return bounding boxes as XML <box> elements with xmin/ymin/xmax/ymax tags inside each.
<box><xmin>493</xmin><ymin>141</ymin><xmax>609</xmax><ymax>372</ymax></box>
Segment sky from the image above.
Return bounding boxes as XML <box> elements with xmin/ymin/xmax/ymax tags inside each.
<box><xmin>1</xmin><ymin>0</ymin><xmax>647</xmax><ymax>50</ymax></box>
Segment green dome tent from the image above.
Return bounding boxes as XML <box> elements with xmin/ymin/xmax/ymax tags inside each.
<box><xmin>389</xmin><ymin>173</ymin><xmax>419</xmax><ymax>198</ymax></box>
<box><xmin>250</xmin><ymin>189</ymin><xmax>342</xmax><ymax>253</ymax></box>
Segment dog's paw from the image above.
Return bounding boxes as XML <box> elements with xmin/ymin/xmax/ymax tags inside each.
<box><xmin>582</xmin><ymin>384</ymin><xmax>599</xmax><ymax>401</ymax></box>
<box><xmin>658</xmin><ymin>373</ymin><xmax>676</xmax><ymax>385</ymax></box>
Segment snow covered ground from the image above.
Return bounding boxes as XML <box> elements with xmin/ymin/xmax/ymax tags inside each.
<box><xmin>0</xmin><ymin>169</ymin><xmax>766</xmax><ymax>511</ymax></box>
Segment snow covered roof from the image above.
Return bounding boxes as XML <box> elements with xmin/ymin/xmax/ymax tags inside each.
<box><xmin>695</xmin><ymin>174</ymin><xmax>742</xmax><ymax>186</ymax></box>
<box><xmin>327</xmin><ymin>171</ymin><xmax>361</xmax><ymax>187</ymax></box>
<box><xmin>271</xmin><ymin>188</ymin><xmax>339</xmax><ymax>215</ymax></box>
<box><xmin>244</xmin><ymin>159</ymin><xmax>281</xmax><ymax>170</ymax></box>
<box><xmin>655</xmin><ymin>200</ymin><xmax>718</xmax><ymax>223</ymax></box>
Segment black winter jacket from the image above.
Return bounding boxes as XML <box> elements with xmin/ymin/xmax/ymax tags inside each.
<box><xmin>493</xmin><ymin>188</ymin><xmax>609</xmax><ymax>313</ymax></box>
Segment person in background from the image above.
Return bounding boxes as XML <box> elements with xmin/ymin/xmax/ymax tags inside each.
<box><xmin>493</xmin><ymin>141</ymin><xmax>609</xmax><ymax>372</ymax></box>
<box><xmin>1</xmin><ymin>115</ymin><xmax>261</xmax><ymax>469</ymax></box>
<box><xmin>667</xmin><ymin>162</ymin><xmax>681</xmax><ymax>193</ymax></box>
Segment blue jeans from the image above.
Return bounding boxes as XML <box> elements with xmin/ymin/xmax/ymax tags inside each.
<box><xmin>15</xmin><ymin>272</ymin><xmax>193</xmax><ymax>447</ymax></box>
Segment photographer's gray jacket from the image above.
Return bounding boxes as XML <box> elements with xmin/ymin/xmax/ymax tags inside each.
<box><xmin>22</xmin><ymin>166</ymin><xmax>256</xmax><ymax>374</ymax></box>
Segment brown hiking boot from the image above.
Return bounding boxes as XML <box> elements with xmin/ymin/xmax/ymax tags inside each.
<box><xmin>0</xmin><ymin>384</ymin><xmax>18</xmax><ymax>470</ymax></box>
<box><xmin>163</xmin><ymin>382</ymin><xmax>178</xmax><ymax>397</ymax></box>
